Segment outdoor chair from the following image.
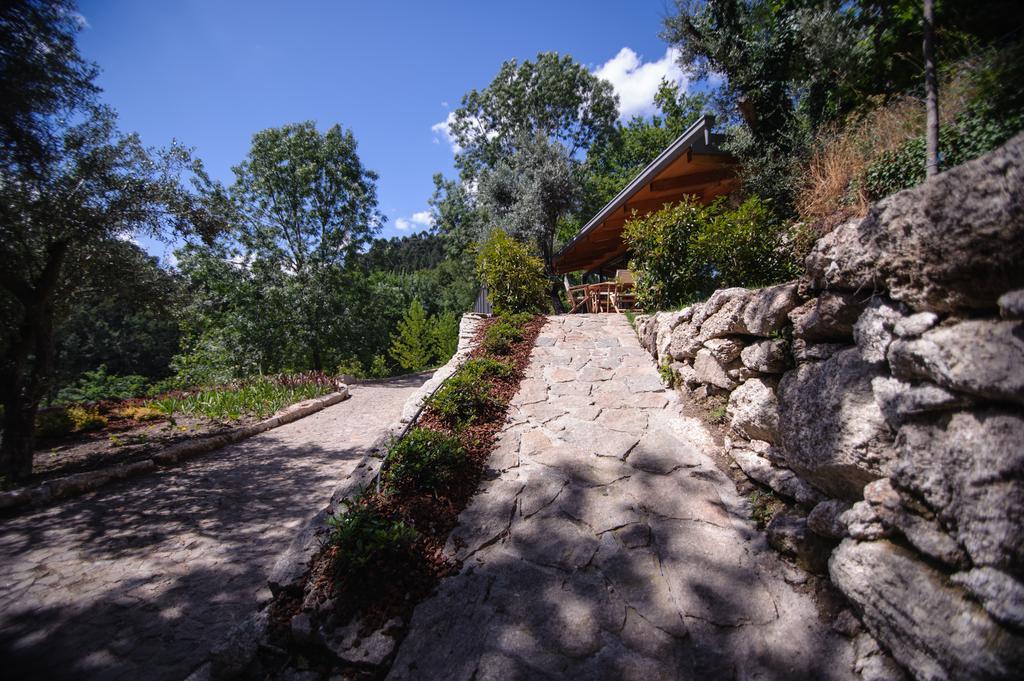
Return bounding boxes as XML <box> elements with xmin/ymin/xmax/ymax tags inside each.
<box><xmin>612</xmin><ymin>269</ymin><xmax>638</xmax><ymax>312</ymax></box>
<box><xmin>564</xmin><ymin>275</ymin><xmax>590</xmax><ymax>313</ymax></box>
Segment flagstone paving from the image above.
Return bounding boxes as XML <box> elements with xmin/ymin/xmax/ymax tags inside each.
<box><xmin>0</xmin><ymin>374</ymin><xmax>429</xmax><ymax>681</ymax></box>
<box><xmin>388</xmin><ymin>315</ymin><xmax>857</xmax><ymax>681</ymax></box>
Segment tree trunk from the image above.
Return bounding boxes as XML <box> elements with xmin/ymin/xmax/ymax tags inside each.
<box><xmin>0</xmin><ymin>241</ymin><xmax>68</xmax><ymax>481</ymax></box>
<box><xmin>923</xmin><ymin>0</ymin><xmax>940</xmax><ymax>177</ymax></box>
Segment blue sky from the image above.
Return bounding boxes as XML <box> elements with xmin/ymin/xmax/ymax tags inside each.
<box><xmin>77</xmin><ymin>0</ymin><xmax>690</xmax><ymax>264</ymax></box>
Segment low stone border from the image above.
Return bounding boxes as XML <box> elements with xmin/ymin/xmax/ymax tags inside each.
<box><xmin>186</xmin><ymin>313</ymin><xmax>488</xmax><ymax>681</ymax></box>
<box><xmin>0</xmin><ymin>388</ymin><xmax>350</xmax><ymax>514</ymax></box>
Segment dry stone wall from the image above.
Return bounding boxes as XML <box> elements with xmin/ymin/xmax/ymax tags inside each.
<box><xmin>635</xmin><ymin>132</ymin><xmax>1024</xmax><ymax>680</ymax></box>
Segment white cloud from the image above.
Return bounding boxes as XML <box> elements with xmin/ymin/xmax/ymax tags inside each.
<box><xmin>593</xmin><ymin>47</ymin><xmax>687</xmax><ymax>119</ymax></box>
<box><xmin>431</xmin><ymin>112</ymin><xmax>462</xmax><ymax>154</ymax></box>
<box><xmin>395</xmin><ymin>210</ymin><xmax>435</xmax><ymax>232</ymax></box>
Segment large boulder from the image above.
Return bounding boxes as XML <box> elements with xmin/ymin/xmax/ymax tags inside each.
<box><xmin>789</xmin><ymin>292</ymin><xmax>868</xmax><ymax>342</ymax></box>
<box><xmin>778</xmin><ymin>348</ymin><xmax>894</xmax><ymax>499</ymax></box>
<box><xmin>887</xmin><ymin>320</ymin><xmax>1024</xmax><ymax>406</ymax></box>
<box><xmin>854</xmin><ymin>297</ymin><xmax>908</xmax><ymax>364</ymax></box>
<box><xmin>803</xmin><ymin>132</ymin><xmax>1024</xmax><ymax>313</ymax></box>
<box><xmin>692</xmin><ymin>348</ymin><xmax>738</xmax><ymax>390</ymax></box>
<box><xmin>695</xmin><ymin>283</ymin><xmax>801</xmax><ymax>340</ymax></box>
<box><xmin>669</xmin><ymin>320</ymin><xmax>703</xmax><ymax>360</ymax></box>
<box><xmin>830</xmin><ymin>539</ymin><xmax>1024</xmax><ymax>680</ymax></box>
<box><xmin>892</xmin><ymin>409</ymin><xmax>1024</xmax><ymax>576</ymax></box>
<box><xmin>870</xmin><ymin>376</ymin><xmax>974</xmax><ymax>429</ymax></box>
<box><xmin>740</xmin><ymin>338</ymin><xmax>790</xmax><ymax>373</ymax></box>
<box><xmin>727</xmin><ymin>378</ymin><xmax>779</xmax><ymax>443</ymax></box>
<box><xmin>654</xmin><ymin>309</ymin><xmax>690</xmax><ymax>362</ymax></box>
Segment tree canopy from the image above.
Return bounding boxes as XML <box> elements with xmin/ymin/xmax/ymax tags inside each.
<box><xmin>447</xmin><ymin>52</ymin><xmax>619</xmax><ymax>178</ymax></box>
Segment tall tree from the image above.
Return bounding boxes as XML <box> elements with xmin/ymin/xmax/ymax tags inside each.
<box><xmin>389</xmin><ymin>299</ymin><xmax>434</xmax><ymax>372</ymax></box>
<box><xmin>446</xmin><ymin>52</ymin><xmax>619</xmax><ymax>179</ymax></box>
<box><xmin>224</xmin><ymin>121</ymin><xmax>382</xmax><ymax>371</ymax></box>
<box><xmin>0</xmin><ymin>0</ymin><xmax>218</xmax><ymax>479</ymax></box>
<box><xmin>478</xmin><ymin>132</ymin><xmax>581</xmax><ymax>273</ymax></box>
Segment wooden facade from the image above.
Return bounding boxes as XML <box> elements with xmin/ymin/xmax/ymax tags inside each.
<box><xmin>553</xmin><ymin>116</ymin><xmax>737</xmax><ymax>276</ymax></box>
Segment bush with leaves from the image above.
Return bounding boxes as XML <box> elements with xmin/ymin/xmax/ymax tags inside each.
<box><xmin>861</xmin><ymin>102</ymin><xmax>1024</xmax><ymax>201</ymax></box>
<box><xmin>624</xmin><ymin>196</ymin><xmax>799</xmax><ymax>311</ymax></box>
<box><xmin>56</xmin><ymin>366</ymin><xmax>149</xmax><ymax>405</ymax></box>
<box><xmin>622</xmin><ymin>196</ymin><xmax>716</xmax><ymax>310</ymax></box>
<box><xmin>427</xmin><ymin>364</ymin><xmax>500</xmax><ymax>428</ymax></box>
<box><xmin>67</xmin><ymin>406</ymin><xmax>107</xmax><ymax>432</ymax></box>
<box><xmin>482</xmin><ymin>319</ymin><xmax>524</xmax><ymax>355</ymax></box>
<box><xmin>475</xmin><ymin>230</ymin><xmax>548</xmax><ymax>315</ymax></box>
<box><xmin>326</xmin><ymin>500</ymin><xmax>417</xmax><ymax>576</ymax></box>
<box><xmin>382</xmin><ymin>427</ymin><xmax>466</xmax><ymax>496</ymax></box>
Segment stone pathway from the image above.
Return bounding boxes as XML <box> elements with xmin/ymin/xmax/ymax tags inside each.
<box><xmin>0</xmin><ymin>374</ymin><xmax>429</xmax><ymax>681</ymax></box>
<box><xmin>388</xmin><ymin>316</ymin><xmax>856</xmax><ymax>681</ymax></box>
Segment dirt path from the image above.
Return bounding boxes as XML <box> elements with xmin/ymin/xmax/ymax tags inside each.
<box><xmin>388</xmin><ymin>316</ymin><xmax>856</xmax><ymax>681</ymax></box>
<box><xmin>0</xmin><ymin>374</ymin><xmax>428</xmax><ymax>681</ymax></box>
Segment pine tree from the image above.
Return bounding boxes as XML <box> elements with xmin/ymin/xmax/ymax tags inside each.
<box><xmin>389</xmin><ymin>300</ymin><xmax>434</xmax><ymax>371</ymax></box>
<box><xmin>431</xmin><ymin>311</ymin><xmax>460</xmax><ymax>364</ymax></box>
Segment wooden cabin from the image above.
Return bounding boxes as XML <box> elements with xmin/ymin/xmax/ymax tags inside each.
<box><xmin>553</xmin><ymin>116</ymin><xmax>737</xmax><ymax>277</ymax></box>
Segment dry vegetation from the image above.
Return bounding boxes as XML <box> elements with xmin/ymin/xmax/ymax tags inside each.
<box><xmin>795</xmin><ymin>62</ymin><xmax>977</xmax><ymax>228</ymax></box>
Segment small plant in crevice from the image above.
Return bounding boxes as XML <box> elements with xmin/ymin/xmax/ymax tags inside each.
<box><xmin>707</xmin><ymin>404</ymin><xmax>728</xmax><ymax>425</ymax></box>
<box><xmin>326</xmin><ymin>500</ymin><xmax>418</xmax><ymax>577</ymax></box>
<box><xmin>382</xmin><ymin>427</ymin><xmax>466</xmax><ymax>496</ymax></box>
<box><xmin>749</xmin><ymin>489</ymin><xmax>783</xmax><ymax>529</ymax></box>
<box><xmin>658</xmin><ymin>360</ymin><xmax>676</xmax><ymax>388</ymax></box>
<box><xmin>625</xmin><ymin>311</ymin><xmax>636</xmax><ymax>329</ymax></box>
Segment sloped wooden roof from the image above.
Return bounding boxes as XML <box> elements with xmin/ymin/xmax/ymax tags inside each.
<box><xmin>553</xmin><ymin>115</ymin><xmax>737</xmax><ymax>275</ymax></box>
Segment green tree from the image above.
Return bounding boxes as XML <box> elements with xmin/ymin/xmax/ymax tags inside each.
<box><xmin>661</xmin><ymin>0</ymin><xmax>1024</xmax><ymax>213</ymax></box>
<box><xmin>478</xmin><ymin>133</ymin><xmax>581</xmax><ymax>273</ymax></box>
<box><xmin>447</xmin><ymin>52</ymin><xmax>619</xmax><ymax>179</ymax></box>
<box><xmin>0</xmin><ymin>0</ymin><xmax>218</xmax><ymax>480</ymax></box>
<box><xmin>430</xmin><ymin>311</ymin><xmax>460</xmax><ymax>364</ymax></box>
<box><xmin>389</xmin><ymin>300</ymin><xmax>434</xmax><ymax>372</ymax></box>
<box><xmin>209</xmin><ymin>121</ymin><xmax>381</xmax><ymax>372</ymax></box>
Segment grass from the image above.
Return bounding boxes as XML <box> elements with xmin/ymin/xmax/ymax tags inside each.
<box><xmin>749</xmin><ymin>489</ymin><xmax>784</xmax><ymax>528</ymax></box>
<box><xmin>147</xmin><ymin>374</ymin><xmax>338</xmax><ymax>421</ymax></box>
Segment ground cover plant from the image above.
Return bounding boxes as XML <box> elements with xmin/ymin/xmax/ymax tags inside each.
<box><xmin>14</xmin><ymin>371</ymin><xmax>345</xmax><ymax>485</ymax></box>
<box><xmin>262</xmin><ymin>312</ymin><xmax>546</xmax><ymax>676</ymax></box>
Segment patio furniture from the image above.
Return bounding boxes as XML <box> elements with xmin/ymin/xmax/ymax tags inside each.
<box><xmin>587</xmin><ymin>282</ymin><xmax>617</xmax><ymax>313</ymax></box>
<box><xmin>564</xmin><ymin>275</ymin><xmax>590</xmax><ymax>313</ymax></box>
<box><xmin>612</xmin><ymin>269</ymin><xmax>638</xmax><ymax>312</ymax></box>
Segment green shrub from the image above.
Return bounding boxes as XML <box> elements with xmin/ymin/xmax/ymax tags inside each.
<box><xmin>57</xmin><ymin>365</ymin><xmax>149</xmax><ymax>405</ymax></box>
<box><xmin>67</xmin><ymin>406</ymin><xmax>108</xmax><ymax>432</ymax></box>
<box><xmin>116</xmin><ymin>405</ymin><xmax>165</xmax><ymax>422</ymax></box>
<box><xmin>427</xmin><ymin>365</ymin><xmax>500</xmax><ymax>427</ymax></box>
<box><xmin>35</xmin><ymin>408</ymin><xmax>74</xmax><ymax>439</ymax></box>
<box><xmin>326</xmin><ymin>500</ymin><xmax>418</xmax><ymax>575</ymax></box>
<box><xmin>460</xmin><ymin>357</ymin><xmax>514</xmax><ymax>380</ymax></box>
<box><xmin>861</xmin><ymin>104</ymin><xmax>1024</xmax><ymax>200</ymax></box>
<box><xmin>382</xmin><ymin>427</ymin><xmax>466</xmax><ymax>495</ymax></box>
<box><xmin>483</xmin><ymin>319</ymin><xmax>524</xmax><ymax>355</ymax></box>
<box><xmin>623</xmin><ymin>196</ymin><xmax>799</xmax><ymax>311</ymax></box>
<box><xmin>475</xmin><ymin>230</ymin><xmax>548</xmax><ymax>315</ymax></box>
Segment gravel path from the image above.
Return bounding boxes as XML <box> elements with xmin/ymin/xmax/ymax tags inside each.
<box><xmin>0</xmin><ymin>374</ymin><xmax>428</xmax><ymax>681</ymax></box>
<box><xmin>388</xmin><ymin>316</ymin><xmax>857</xmax><ymax>681</ymax></box>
